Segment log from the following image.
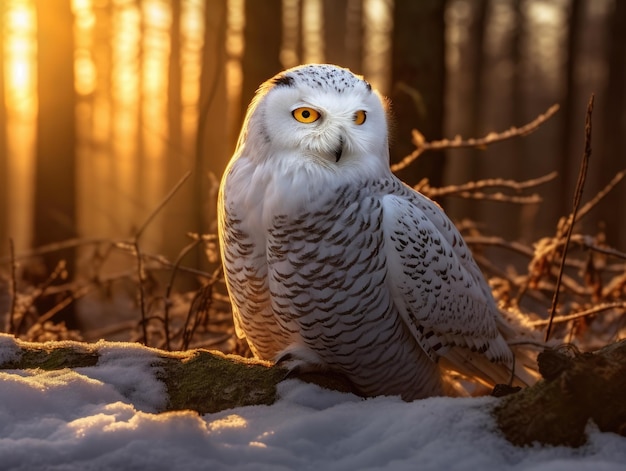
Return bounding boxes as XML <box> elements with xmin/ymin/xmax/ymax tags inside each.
<box><xmin>493</xmin><ymin>339</ymin><xmax>626</xmax><ymax>447</ymax></box>
<box><xmin>2</xmin><ymin>333</ymin><xmax>625</xmax><ymax>447</ymax></box>
<box><xmin>0</xmin><ymin>334</ymin><xmax>286</xmax><ymax>414</ymax></box>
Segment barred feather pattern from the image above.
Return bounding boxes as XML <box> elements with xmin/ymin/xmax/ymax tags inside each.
<box><xmin>218</xmin><ymin>64</ymin><xmax>525</xmax><ymax>401</ymax></box>
<box><xmin>220</xmin><ymin>175</ymin><xmax>515</xmax><ymax>400</ymax></box>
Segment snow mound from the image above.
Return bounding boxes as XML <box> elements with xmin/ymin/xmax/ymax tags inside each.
<box><xmin>0</xmin><ymin>337</ymin><xmax>624</xmax><ymax>470</ymax></box>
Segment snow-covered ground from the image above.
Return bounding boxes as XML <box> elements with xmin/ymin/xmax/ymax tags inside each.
<box><xmin>0</xmin><ymin>335</ymin><xmax>624</xmax><ymax>471</ymax></box>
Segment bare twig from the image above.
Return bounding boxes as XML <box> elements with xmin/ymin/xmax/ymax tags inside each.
<box><xmin>135</xmin><ymin>171</ymin><xmax>192</xmax><ymax>239</ymax></box>
<box><xmin>133</xmin><ymin>241</ymin><xmax>149</xmax><ymax>345</ymax></box>
<box><xmin>545</xmin><ymin>95</ymin><xmax>594</xmax><ymax>342</ymax></box>
<box><xmin>574</xmin><ymin>170</ymin><xmax>625</xmax><ymax>224</ymax></box>
<box><xmin>133</xmin><ymin>171</ymin><xmax>193</xmax><ymax>346</ymax></box>
<box><xmin>464</xmin><ymin>235</ymin><xmax>536</xmax><ymax>258</ymax></box>
<box><xmin>35</xmin><ymin>285</ymin><xmax>92</xmax><ymax>326</ymax></box>
<box><xmin>568</xmin><ymin>235</ymin><xmax>626</xmax><ymax>261</ymax></box>
<box><xmin>434</xmin><ymin>191</ymin><xmax>542</xmax><ymax>204</ymax></box>
<box><xmin>0</xmin><ymin>237</ymin><xmax>113</xmax><ymax>265</ymax></box>
<box><xmin>16</xmin><ymin>260</ymin><xmax>68</xmax><ymax>336</ymax></box>
<box><xmin>8</xmin><ymin>239</ymin><xmax>17</xmax><ymax>334</ymax></box>
<box><xmin>420</xmin><ymin>172</ymin><xmax>558</xmax><ymax>199</ymax></box>
<box><xmin>162</xmin><ymin>237</ymin><xmax>203</xmax><ymax>350</ymax></box>
<box><xmin>181</xmin><ymin>266</ymin><xmax>222</xmax><ymax>350</ymax></box>
<box><xmin>532</xmin><ymin>302</ymin><xmax>626</xmax><ymax>327</ymax></box>
<box><xmin>391</xmin><ymin>104</ymin><xmax>560</xmax><ymax>173</ymax></box>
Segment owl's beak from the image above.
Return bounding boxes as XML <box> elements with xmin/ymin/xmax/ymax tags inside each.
<box><xmin>334</xmin><ymin>137</ymin><xmax>344</xmax><ymax>163</ymax></box>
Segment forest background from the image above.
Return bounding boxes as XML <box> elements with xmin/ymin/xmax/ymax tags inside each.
<box><xmin>0</xmin><ymin>0</ymin><xmax>624</xmax><ymax>349</ymax></box>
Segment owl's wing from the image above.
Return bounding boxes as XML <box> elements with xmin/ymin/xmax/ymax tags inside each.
<box><xmin>218</xmin><ymin>210</ymin><xmax>265</xmax><ymax>340</ymax></box>
<box><xmin>380</xmin><ymin>191</ymin><xmax>516</xmax><ymax>384</ymax></box>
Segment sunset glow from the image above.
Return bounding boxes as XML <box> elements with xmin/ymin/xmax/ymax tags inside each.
<box><xmin>5</xmin><ymin>1</ymin><xmax>36</xmax><ymax>112</ymax></box>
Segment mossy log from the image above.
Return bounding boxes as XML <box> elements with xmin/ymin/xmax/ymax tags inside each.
<box><xmin>0</xmin><ymin>334</ymin><xmax>287</xmax><ymax>414</ymax></box>
<box><xmin>494</xmin><ymin>339</ymin><xmax>626</xmax><ymax>447</ymax></box>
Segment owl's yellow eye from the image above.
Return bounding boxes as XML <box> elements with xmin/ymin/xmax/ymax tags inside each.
<box><xmin>292</xmin><ymin>107</ymin><xmax>320</xmax><ymax>123</ymax></box>
<box><xmin>353</xmin><ymin>110</ymin><xmax>367</xmax><ymax>125</ymax></box>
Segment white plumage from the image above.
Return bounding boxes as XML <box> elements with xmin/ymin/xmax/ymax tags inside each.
<box><xmin>218</xmin><ymin>64</ymin><xmax>534</xmax><ymax>400</ymax></box>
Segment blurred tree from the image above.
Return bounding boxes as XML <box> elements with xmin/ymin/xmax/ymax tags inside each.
<box><xmin>168</xmin><ymin>0</ymin><xmax>182</xmax><ymax>157</ymax></box>
<box><xmin>599</xmin><ymin>0</ymin><xmax>626</xmax><ymax>247</ymax></box>
<box><xmin>135</xmin><ymin>0</ymin><xmax>146</xmax><ymax>201</ymax></box>
<box><xmin>162</xmin><ymin>0</ymin><xmax>189</xmax><ymax>265</ymax></box>
<box><xmin>193</xmin><ymin>0</ymin><xmax>228</xmax><ymax>269</ymax></box>
<box><xmin>323</xmin><ymin>0</ymin><xmax>348</xmax><ymax>66</ymax></box>
<box><xmin>239</xmin><ymin>0</ymin><xmax>283</xmax><ymax>126</ymax></box>
<box><xmin>322</xmin><ymin>0</ymin><xmax>363</xmax><ymax>72</ymax></box>
<box><xmin>390</xmin><ymin>0</ymin><xmax>447</xmax><ymax>188</ymax></box>
<box><xmin>447</xmin><ymin>0</ymin><xmax>488</xmax><ymax>222</ymax></box>
<box><xmin>344</xmin><ymin>0</ymin><xmax>363</xmax><ymax>72</ymax></box>
<box><xmin>0</xmin><ymin>2</ymin><xmax>7</xmax><ymax>250</ymax></box>
<box><xmin>467</xmin><ymin>0</ymin><xmax>487</xmax><ymax>163</ymax></box>
<box><xmin>558</xmin><ymin>0</ymin><xmax>583</xmax><ymax>219</ymax></box>
<box><xmin>33</xmin><ymin>0</ymin><xmax>78</xmax><ymax>328</ymax></box>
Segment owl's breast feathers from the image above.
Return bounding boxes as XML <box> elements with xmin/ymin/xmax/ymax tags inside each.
<box><xmin>220</xmin><ymin>174</ymin><xmax>528</xmax><ymax>399</ymax></box>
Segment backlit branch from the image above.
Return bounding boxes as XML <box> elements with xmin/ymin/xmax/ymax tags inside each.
<box><xmin>418</xmin><ymin>172</ymin><xmax>557</xmax><ymax>203</ymax></box>
<box><xmin>391</xmin><ymin>104</ymin><xmax>560</xmax><ymax>173</ymax></box>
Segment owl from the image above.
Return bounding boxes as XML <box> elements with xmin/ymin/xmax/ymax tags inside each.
<box><xmin>218</xmin><ymin>64</ymin><xmax>534</xmax><ymax>400</ymax></box>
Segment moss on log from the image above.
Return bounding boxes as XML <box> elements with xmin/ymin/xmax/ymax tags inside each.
<box><xmin>0</xmin><ymin>334</ymin><xmax>287</xmax><ymax>413</ymax></box>
<box><xmin>494</xmin><ymin>339</ymin><xmax>626</xmax><ymax>447</ymax></box>
<box><xmin>158</xmin><ymin>350</ymin><xmax>287</xmax><ymax>414</ymax></box>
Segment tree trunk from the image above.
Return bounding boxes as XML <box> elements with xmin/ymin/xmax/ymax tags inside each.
<box><xmin>598</xmin><ymin>1</ymin><xmax>626</xmax><ymax>247</ymax></box>
<box><xmin>162</xmin><ymin>0</ymin><xmax>194</xmax><ymax>268</ymax></box>
<box><xmin>323</xmin><ymin>0</ymin><xmax>348</xmax><ymax>66</ymax></box>
<box><xmin>239</xmin><ymin>0</ymin><xmax>283</xmax><ymax>126</ymax></box>
<box><xmin>33</xmin><ymin>0</ymin><xmax>78</xmax><ymax>329</ymax></box>
<box><xmin>0</xmin><ymin>0</ymin><xmax>7</xmax><ymax>252</ymax></box>
<box><xmin>192</xmin><ymin>0</ymin><xmax>228</xmax><ymax>271</ymax></box>
<box><xmin>390</xmin><ymin>0</ymin><xmax>447</xmax><ymax>188</ymax></box>
<box><xmin>344</xmin><ymin>0</ymin><xmax>363</xmax><ymax>73</ymax></box>
<box><xmin>445</xmin><ymin>0</ymin><xmax>488</xmax><ymax>222</ymax></box>
<box><xmin>557</xmin><ymin>0</ymin><xmax>583</xmax><ymax>219</ymax></box>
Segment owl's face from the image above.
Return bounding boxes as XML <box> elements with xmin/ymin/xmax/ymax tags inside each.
<box><xmin>240</xmin><ymin>64</ymin><xmax>390</xmax><ymax>173</ymax></box>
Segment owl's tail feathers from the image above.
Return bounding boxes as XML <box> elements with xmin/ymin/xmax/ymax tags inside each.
<box><xmin>440</xmin><ymin>311</ymin><xmax>551</xmax><ymax>396</ymax></box>
<box><xmin>440</xmin><ymin>345</ymin><xmax>539</xmax><ymax>397</ymax></box>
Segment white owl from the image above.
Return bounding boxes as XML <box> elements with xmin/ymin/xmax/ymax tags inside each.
<box><xmin>218</xmin><ymin>64</ymin><xmax>535</xmax><ymax>400</ymax></box>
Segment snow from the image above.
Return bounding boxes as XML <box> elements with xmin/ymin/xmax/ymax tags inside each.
<box><xmin>0</xmin><ymin>335</ymin><xmax>625</xmax><ymax>471</ymax></box>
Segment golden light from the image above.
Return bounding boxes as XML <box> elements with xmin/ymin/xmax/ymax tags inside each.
<box><xmin>6</xmin><ymin>3</ymin><xmax>32</xmax><ymax>30</ymax></box>
<box><xmin>207</xmin><ymin>414</ymin><xmax>248</xmax><ymax>432</ymax></box>
<box><xmin>5</xmin><ymin>1</ymin><xmax>36</xmax><ymax>112</ymax></box>
<box><xmin>73</xmin><ymin>0</ymin><xmax>97</xmax><ymax>96</ymax></box>
<box><xmin>4</xmin><ymin>0</ymin><xmax>37</xmax><ymax>252</ymax></box>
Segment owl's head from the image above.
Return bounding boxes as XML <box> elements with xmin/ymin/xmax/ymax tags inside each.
<box><xmin>237</xmin><ymin>64</ymin><xmax>390</xmax><ymax>176</ymax></box>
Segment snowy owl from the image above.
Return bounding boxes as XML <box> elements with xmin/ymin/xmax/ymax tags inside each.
<box><xmin>218</xmin><ymin>64</ymin><xmax>534</xmax><ymax>400</ymax></box>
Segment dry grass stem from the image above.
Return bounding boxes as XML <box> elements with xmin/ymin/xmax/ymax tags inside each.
<box><xmin>545</xmin><ymin>95</ymin><xmax>594</xmax><ymax>342</ymax></box>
